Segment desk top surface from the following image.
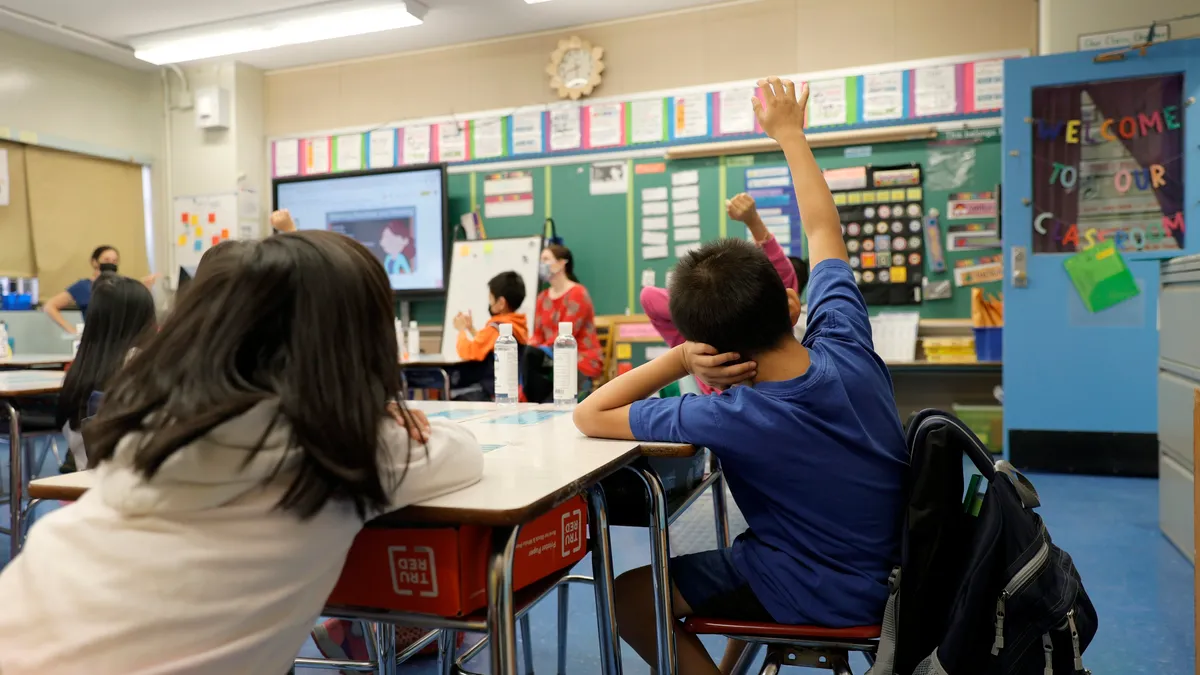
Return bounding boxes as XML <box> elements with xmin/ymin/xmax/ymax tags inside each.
<box><xmin>0</xmin><ymin>353</ymin><xmax>74</xmax><ymax>368</ymax></box>
<box><xmin>28</xmin><ymin>401</ymin><xmax>694</xmax><ymax>525</ymax></box>
<box><xmin>402</xmin><ymin>354</ymin><xmax>464</xmax><ymax>367</ymax></box>
<box><xmin>0</xmin><ymin>370</ymin><xmax>66</xmax><ymax>396</ymax></box>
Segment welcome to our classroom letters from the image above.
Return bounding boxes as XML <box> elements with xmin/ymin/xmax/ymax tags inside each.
<box><xmin>1035</xmin><ymin>105</ymin><xmax>1182</xmax><ymax>144</ymax></box>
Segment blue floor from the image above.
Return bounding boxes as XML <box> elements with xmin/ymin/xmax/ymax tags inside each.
<box><xmin>4</xmin><ymin>442</ymin><xmax>1193</xmax><ymax>673</ymax></box>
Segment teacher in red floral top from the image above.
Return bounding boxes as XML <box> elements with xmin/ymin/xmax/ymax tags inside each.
<box><xmin>522</xmin><ymin>243</ymin><xmax>604</xmax><ymax>403</ymax></box>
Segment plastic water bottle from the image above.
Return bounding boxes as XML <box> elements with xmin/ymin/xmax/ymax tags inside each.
<box><xmin>406</xmin><ymin>320</ymin><xmax>420</xmax><ymax>362</ymax></box>
<box><xmin>494</xmin><ymin>323</ymin><xmax>519</xmax><ymax>406</ymax></box>
<box><xmin>0</xmin><ymin>321</ymin><xmax>10</xmax><ymax>360</ymax></box>
<box><xmin>553</xmin><ymin>322</ymin><xmax>578</xmax><ymax>407</ymax></box>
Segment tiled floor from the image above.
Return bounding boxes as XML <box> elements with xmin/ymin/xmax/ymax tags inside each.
<box><xmin>4</xmin><ymin>442</ymin><xmax>1193</xmax><ymax>674</ymax></box>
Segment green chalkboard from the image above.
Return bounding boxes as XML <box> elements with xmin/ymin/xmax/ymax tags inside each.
<box><xmin>407</xmin><ymin>129</ymin><xmax>1002</xmax><ymax>325</ymax></box>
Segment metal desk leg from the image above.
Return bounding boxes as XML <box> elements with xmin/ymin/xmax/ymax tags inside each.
<box><xmin>633</xmin><ymin>465</ymin><xmax>678</xmax><ymax>675</ymax></box>
<box><xmin>587</xmin><ymin>483</ymin><xmax>623</xmax><ymax>675</ymax></box>
<box><xmin>438</xmin><ymin>629</ymin><xmax>459</xmax><ymax>675</ymax></box>
<box><xmin>488</xmin><ymin>525</ymin><xmax>522</xmax><ymax>675</ymax></box>
<box><xmin>437</xmin><ymin>368</ymin><xmax>451</xmax><ymax>401</ymax></box>
<box><xmin>375</xmin><ymin>622</ymin><xmax>397</xmax><ymax>675</ymax></box>
<box><xmin>6</xmin><ymin>401</ymin><xmax>23</xmax><ymax>561</ymax></box>
<box><xmin>711</xmin><ymin>468</ymin><xmax>732</xmax><ymax>550</ymax></box>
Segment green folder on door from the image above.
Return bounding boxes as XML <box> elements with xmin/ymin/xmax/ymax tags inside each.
<box><xmin>1063</xmin><ymin>241</ymin><xmax>1141</xmax><ymax>313</ymax></box>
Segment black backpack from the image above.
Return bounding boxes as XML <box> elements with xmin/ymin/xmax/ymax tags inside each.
<box><xmin>868</xmin><ymin>410</ymin><xmax>1098</xmax><ymax>675</ymax></box>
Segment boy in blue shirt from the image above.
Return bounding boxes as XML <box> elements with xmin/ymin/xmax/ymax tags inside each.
<box><xmin>574</xmin><ymin>77</ymin><xmax>907</xmax><ymax>675</ymax></box>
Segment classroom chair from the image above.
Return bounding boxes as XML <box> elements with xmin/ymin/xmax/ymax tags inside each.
<box><xmin>2</xmin><ymin>397</ymin><xmax>64</xmax><ymax>551</ymax></box>
<box><xmin>683</xmin><ymin>621</ymin><xmax>879</xmax><ymax>674</ymax></box>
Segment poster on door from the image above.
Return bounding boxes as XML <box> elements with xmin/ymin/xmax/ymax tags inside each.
<box><xmin>1030</xmin><ymin>74</ymin><xmax>1185</xmax><ymax>254</ymax></box>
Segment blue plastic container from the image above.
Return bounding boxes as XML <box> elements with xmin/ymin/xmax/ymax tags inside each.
<box><xmin>1</xmin><ymin>293</ymin><xmax>33</xmax><ymax>310</ymax></box>
<box><xmin>973</xmin><ymin>327</ymin><xmax>1002</xmax><ymax>362</ymax></box>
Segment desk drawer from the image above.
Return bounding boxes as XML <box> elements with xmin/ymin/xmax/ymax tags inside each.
<box><xmin>1161</xmin><ymin>284</ymin><xmax>1200</xmax><ymax>369</ymax></box>
<box><xmin>1157</xmin><ymin>371</ymin><xmax>1196</xmax><ymax>469</ymax></box>
<box><xmin>1159</xmin><ymin>452</ymin><xmax>1194</xmax><ymax>563</ymax></box>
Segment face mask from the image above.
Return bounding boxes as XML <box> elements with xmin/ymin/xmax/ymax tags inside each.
<box><xmin>538</xmin><ymin>262</ymin><xmax>553</xmax><ymax>282</ymax></box>
<box><xmin>488</xmin><ymin>301</ymin><xmax>502</xmax><ymax>317</ymax></box>
<box><xmin>98</xmin><ymin>263</ymin><xmax>118</xmax><ymax>274</ymax></box>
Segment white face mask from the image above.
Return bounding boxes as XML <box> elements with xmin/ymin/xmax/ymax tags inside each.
<box><xmin>539</xmin><ymin>262</ymin><xmax>554</xmax><ymax>282</ymax></box>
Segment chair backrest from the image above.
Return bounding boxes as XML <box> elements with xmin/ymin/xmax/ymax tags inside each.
<box><xmin>593</xmin><ymin>316</ymin><xmax>615</xmax><ymax>386</ymax></box>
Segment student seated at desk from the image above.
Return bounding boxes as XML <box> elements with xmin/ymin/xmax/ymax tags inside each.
<box><xmin>0</xmin><ymin>231</ymin><xmax>484</xmax><ymax>675</ymax></box>
<box><xmin>55</xmin><ymin>274</ymin><xmax>157</xmax><ymax>472</ymax></box>
<box><xmin>573</xmin><ymin>78</ymin><xmax>907</xmax><ymax>675</ymax></box>
<box><xmin>454</xmin><ymin>271</ymin><xmax>529</xmax><ymax>360</ymax></box>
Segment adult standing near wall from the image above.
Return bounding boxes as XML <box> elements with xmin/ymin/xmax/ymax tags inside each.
<box><xmin>42</xmin><ymin>245</ymin><xmax>158</xmax><ymax>335</ymax></box>
<box><xmin>523</xmin><ymin>243</ymin><xmax>603</xmax><ymax>402</ymax></box>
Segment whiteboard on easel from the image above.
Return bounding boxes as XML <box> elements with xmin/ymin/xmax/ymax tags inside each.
<box><xmin>439</xmin><ymin>236</ymin><xmax>543</xmax><ymax>360</ymax></box>
<box><xmin>172</xmin><ymin>194</ymin><xmax>238</xmax><ymax>287</ymax></box>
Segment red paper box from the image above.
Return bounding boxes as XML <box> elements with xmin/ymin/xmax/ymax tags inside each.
<box><xmin>327</xmin><ymin>496</ymin><xmax>587</xmax><ymax>617</ymax></box>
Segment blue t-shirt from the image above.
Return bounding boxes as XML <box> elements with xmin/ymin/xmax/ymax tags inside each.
<box><xmin>66</xmin><ymin>278</ymin><xmax>92</xmax><ymax>319</ymax></box>
<box><xmin>629</xmin><ymin>259</ymin><xmax>907</xmax><ymax>627</ymax></box>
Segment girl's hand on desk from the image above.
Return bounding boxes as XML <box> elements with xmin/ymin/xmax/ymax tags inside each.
<box><xmin>388</xmin><ymin>402</ymin><xmax>432</xmax><ymax>443</ymax></box>
<box><xmin>679</xmin><ymin>342</ymin><xmax>757</xmax><ymax>390</ymax></box>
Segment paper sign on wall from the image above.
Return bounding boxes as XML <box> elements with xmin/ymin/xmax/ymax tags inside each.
<box><xmin>368</xmin><ymin>130</ymin><xmax>396</xmax><ymax>168</ymax></box>
<box><xmin>473</xmin><ymin>118</ymin><xmax>505</xmax><ymax>159</ymax></box>
<box><xmin>862</xmin><ymin>72</ymin><xmax>904</xmax><ymax>122</ymax></box>
<box><xmin>511</xmin><ymin>112</ymin><xmax>544</xmax><ymax>155</ymax></box>
<box><xmin>807</xmin><ymin>78</ymin><xmax>847</xmax><ymax>127</ymax></box>
<box><xmin>971</xmin><ymin>60</ymin><xmax>1005</xmax><ymax>111</ymax></box>
<box><xmin>273</xmin><ymin>139</ymin><xmax>300</xmax><ymax>177</ymax></box>
<box><xmin>335</xmin><ymin>134</ymin><xmax>363</xmax><ymax>171</ymax></box>
<box><xmin>549</xmin><ymin>107</ymin><xmax>582</xmax><ymax>152</ymax></box>
<box><xmin>630</xmin><ymin>99</ymin><xmax>666</xmax><ymax>144</ymax></box>
<box><xmin>719</xmin><ymin>88</ymin><xmax>757</xmax><ymax>134</ymax></box>
<box><xmin>0</xmin><ymin>148</ymin><xmax>8</xmax><ymax>206</ymax></box>
<box><xmin>674</xmin><ymin>92</ymin><xmax>709</xmax><ymax>138</ymax></box>
<box><xmin>914</xmin><ymin>65</ymin><xmax>958</xmax><ymax>117</ymax></box>
<box><xmin>588</xmin><ymin>103</ymin><xmax>625</xmax><ymax>148</ymax></box>
<box><xmin>438</xmin><ymin>122</ymin><xmax>469</xmax><ymax>162</ymax></box>
<box><xmin>403</xmin><ymin>125</ymin><xmax>431</xmax><ymax>164</ymax></box>
<box><xmin>305</xmin><ymin>137</ymin><xmax>331</xmax><ymax>175</ymax></box>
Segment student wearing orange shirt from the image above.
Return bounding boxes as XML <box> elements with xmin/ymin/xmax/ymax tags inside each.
<box><xmin>453</xmin><ymin>271</ymin><xmax>529</xmax><ymax>360</ymax></box>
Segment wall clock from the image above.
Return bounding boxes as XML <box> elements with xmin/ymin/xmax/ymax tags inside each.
<box><xmin>546</xmin><ymin>36</ymin><xmax>604</xmax><ymax>100</ymax></box>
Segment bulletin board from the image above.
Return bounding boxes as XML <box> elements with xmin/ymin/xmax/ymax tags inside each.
<box><xmin>172</xmin><ymin>194</ymin><xmax>239</xmax><ymax>285</ymax></box>
<box><xmin>412</xmin><ymin>127</ymin><xmax>1003</xmax><ymax>324</ymax></box>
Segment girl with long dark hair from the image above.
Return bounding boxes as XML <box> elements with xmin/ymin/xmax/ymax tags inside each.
<box><xmin>55</xmin><ymin>274</ymin><xmax>157</xmax><ymax>470</ymax></box>
<box><xmin>0</xmin><ymin>231</ymin><xmax>483</xmax><ymax>674</ymax></box>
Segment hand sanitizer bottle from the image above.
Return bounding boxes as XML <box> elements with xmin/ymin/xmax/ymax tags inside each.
<box><xmin>406</xmin><ymin>320</ymin><xmax>420</xmax><ymax>362</ymax></box>
<box><xmin>494</xmin><ymin>323</ymin><xmax>518</xmax><ymax>406</ymax></box>
<box><xmin>553</xmin><ymin>322</ymin><xmax>578</xmax><ymax>407</ymax></box>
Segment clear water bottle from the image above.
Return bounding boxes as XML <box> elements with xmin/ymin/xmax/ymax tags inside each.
<box><xmin>406</xmin><ymin>320</ymin><xmax>420</xmax><ymax>362</ymax></box>
<box><xmin>553</xmin><ymin>321</ymin><xmax>578</xmax><ymax>408</ymax></box>
<box><xmin>0</xmin><ymin>321</ymin><xmax>11</xmax><ymax>360</ymax></box>
<box><xmin>395</xmin><ymin>319</ymin><xmax>406</xmax><ymax>361</ymax></box>
<box><xmin>494</xmin><ymin>323</ymin><xmax>519</xmax><ymax>406</ymax></box>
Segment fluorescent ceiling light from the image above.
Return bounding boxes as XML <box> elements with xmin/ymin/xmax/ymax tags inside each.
<box><xmin>524</xmin><ymin>0</ymin><xmax>554</xmax><ymax>3</ymax></box>
<box><xmin>130</xmin><ymin>0</ymin><xmax>426</xmax><ymax>65</ymax></box>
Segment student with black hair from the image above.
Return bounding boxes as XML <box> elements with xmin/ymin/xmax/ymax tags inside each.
<box><xmin>0</xmin><ymin>231</ymin><xmax>483</xmax><ymax>674</ymax></box>
<box><xmin>55</xmin><ymin>274</ymin><xmax>157</xmax><ymax>471</ymax></box>
<box><xmin>43</xmin><ymin>245</ymin><xmax>159</xmax><ymax>334</ymax></box>
<box><xmin>453</xmin><ymin>270</ymin><xmax>529</xmax><ymax>360</ymax></box>
<box><xmin>574</xmin><ymin>78</ymin><xmax>907</xmax><ymax>675</ymax></box>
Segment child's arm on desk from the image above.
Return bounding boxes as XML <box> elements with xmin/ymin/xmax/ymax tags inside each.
<box><xmin>753</xmin><ymin>78</ymin><xmax>847</xmax><ymax>268</ymax></box>
<box><xmin>574</xmin><ymin>343</ymin><xmax>753</xmax><ymax>439</ymax></box>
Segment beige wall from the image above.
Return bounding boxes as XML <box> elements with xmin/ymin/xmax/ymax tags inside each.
<box><xmin>0</xmin><ymin>30</ymin><xmax>166</xmax><ymax>277</ymax></box>
<box><xmin>1041</xmin><ymin>0</ymin><xmax>1200</xmax><ymax>54</ymax></box>
<box><xmin>265</xmin><ymin>0</ymin><xmax>1037</xmax><ymax>137</ymax></box>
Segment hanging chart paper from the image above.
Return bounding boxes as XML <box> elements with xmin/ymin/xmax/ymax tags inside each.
<box><xmin>630</xmin><ymin>99</ymin><xmax>666</xmax><ymax>144</ymax></box>
<box><xmin>0</xmin><ymin>149</ymin><xmax>8</xmax><ymax>206</ymax></box>
<box><xmin>473</xmin><ymin>117</ymin><xmax>505</xmax><ymax>159</ymax></box>
<box><xmin>305</xmin><ymin>137</ymin><xmax>330</xmax><ymax>174</ymax></box>
<box><xmin>549</xmin><ymin>107</ymin><xmax>582</xmax><ymax>152</ymax></box>
<box><xmin>335</xmin><ymin>135</ymin><xmax>363</xmax><ymax>172</ymax></box>
<box><xmin>914</xmin><ymin>65</ymin><xmax>958</xmax><ymax>116</ymax></box>
<box><xmin>807</xmin><ymin>79</ymin><xmax>847</xmax><ymax>127</ymax></box>
<box><xmin>368</xmin><ymin>130</ymin><xmax>396</xmax><ymax>169</ymax></box>
<box><xmin>273</xmin><ymin>139</ymin><xmax>300</xmax><ymax>177</ymax></box>
<box><xmin>719</xmin><ymin>88</ymin><xmax>757</xmax><ymax>134</ymax></box>
<box><xmin>862</xmin><ymin>72</ymin><xmax>904</xmax><ymax>122</ymax></box>
<box><xmin>438</xmin><ymin>122</ymin><xmax>469</xmax><ymax>162</ymax></box>
<box><xmin>588</xmin><ymin>103</ymin><xmax>625</xmax><ymax>148</ymax></box>
<box><xmin>403</xmin><ymin>125</ymin><xmax>431</xmax><ymax>164</ymax></box>
<box><xmin>972</xmin><ymin>60</ymin><xmax>1005</xmax><ymax>111</ymax></box>
<box><xmin>511</xmin><ymin>112</ymin><xmax>544</xmax><ymax>155</ymax></box>
<box><xmin>674</xmin><ymin>92</ymin><xmax>709</xmax><ymax>138</ymax></box>
<box><xmin>484</xmin><ymin>171</ymin><xmax>534</xmax><ymax>218</ymax></box>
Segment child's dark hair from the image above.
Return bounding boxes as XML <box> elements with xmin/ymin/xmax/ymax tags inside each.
<box><xmin>57</xmin><ymin>275</ymin><xmax>157</xmax><ymax>431</ymax></box>
<box><xmin>789</xmin><ymin>256</ymin><xmax>810</xmax><ymax>295</ymax></box>
<box><xmin>86</xmin><ymin>231</ymin><xmax>412</xmax><ymax>520</ymax></box>
<box><xmin>544</xmin><ymin>243</ymin><xmax>579</xmax><ymax>283</ymax></box>
<box><xmin>668</xmin><ymin>239</ymin><xmax>793</xmax><ymax>355</ymax></box>
<box><xmin>488</xmin><ymin>271</ymin><xmax>526</xmax><ymax>312</ymax></box>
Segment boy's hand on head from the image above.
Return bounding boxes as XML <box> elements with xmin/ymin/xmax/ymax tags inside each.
<box><xmin>726</xmin><ymin>193</ymin><xmax>759</xmax><ymax>224</ymax></box>
<box><xmin>752</xmin><ymin>77</ymin><xmax>809</xmax><ymax>142</ymax></box>
<box><xmin>679</xmin><ymin>342</ymin><xmax>757</xmax><ymax>390</ymax></box>
<box><xmin>269</xmin><ymin>209</ymin><xmax>297</xmax><ymax>233</ymax></box>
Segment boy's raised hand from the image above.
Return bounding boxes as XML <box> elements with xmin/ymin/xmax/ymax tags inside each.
<box><xmin>726</xmin><ymin>193</ymin><xmax>759</xmax><ymax>224</ymax></box>
<box><xmin>269</xmin><ymin>209</ymin><xmax>297</xmax><ymax>233</ymax></box>
<box><xmin>752</xmin><ymin>77</ymin><xmax>809</xmax><ymax>141</ymax></box>
<box><xmin>678</xmin><ymin>341</ymin><xmax>757</xmax><ymax>390</ymax></box>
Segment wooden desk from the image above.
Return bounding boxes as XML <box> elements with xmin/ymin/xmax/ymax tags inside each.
<box><xmin>0</xmin><ymin>353</ymin><xmax>74</xmax><ymax>370</ymax></box>
<box><xmin>1</xmin><ymin>370</ymin><xmax>66</xmax><ymax>560</ymax></box>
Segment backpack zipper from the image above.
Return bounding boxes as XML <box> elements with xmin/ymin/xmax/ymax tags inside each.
<box><xmin>1042</xmin><ymin>633</ymin><xmax>1054</xmax><ymax>675</ymax></box>
<box><xmin>1065</xmin><ymin>609</ymin><xmax>1083</xmax><ymax>670</ymax></box>
<box><xmin>992</xmin><ymin>538</ymin><xmax>1051</xmax><ymax>656</ymax></box>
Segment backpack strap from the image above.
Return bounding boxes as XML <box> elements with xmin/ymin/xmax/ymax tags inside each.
<box><xmin>993</xmin><ymin>460</ymin><xmax>1041</xmax><ymax>509</ymax></box>
<box><xmin>866</xmin><ymin>566</ymin><xmax>900</xmax><ymax>675</ymax></box>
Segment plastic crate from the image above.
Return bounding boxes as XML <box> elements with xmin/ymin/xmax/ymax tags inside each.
<box><xmin>952</xmin><ymin>404</ymin><xmax>1003</xmax><ymax>453</ymax></box>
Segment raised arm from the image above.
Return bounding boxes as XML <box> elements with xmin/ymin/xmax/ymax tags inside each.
<box><xmin>727</xmin><ymin>193</ymin><xmax>798</xmax><ymax>292</ymax></box>
<box><xmin>752</xmin><ymin>78</ymin><xmax>847</xmax><ymax>268</ymax></box>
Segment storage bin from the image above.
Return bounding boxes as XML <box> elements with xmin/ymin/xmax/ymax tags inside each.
<box><xmin>923</xmin><ymin>337</ymin><xmax>976</xmax><ymax>363</ymax></box>
<box><xmin>973</xmin><ymin>327</ymin><xmax>1002</xmax><ymax>362</ymax></box>
<box><xmin>952</xmin><ymin>404</ymin><xmax>1003</xmax><ymax>453</ymax></box>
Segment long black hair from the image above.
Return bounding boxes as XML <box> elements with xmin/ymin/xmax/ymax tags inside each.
<box><xmin>85</xmin><ymin>231</ymin><xmax>411</xmax><ymax>519</ymax></box>
<box><xmin>56</xmin><ymin>274</ymin><xmax>156</xmax><ymax>431</ymax></box>
<box><xmin>545</xmin><ymin>243</ymin><xmax>579</xmax><ymax>283</ymax></box>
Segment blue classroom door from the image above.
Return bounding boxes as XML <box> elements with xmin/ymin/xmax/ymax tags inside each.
<box><xmin>1001</xmin><ymin>40</ymin><xmax>1200</xmax><ymax>474</ymax></box>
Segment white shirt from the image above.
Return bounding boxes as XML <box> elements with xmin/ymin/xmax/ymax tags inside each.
<box><xmin>0</xmin><ymin>403</ymin><xmax>483</xmax><ymax>675</ymax></box>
